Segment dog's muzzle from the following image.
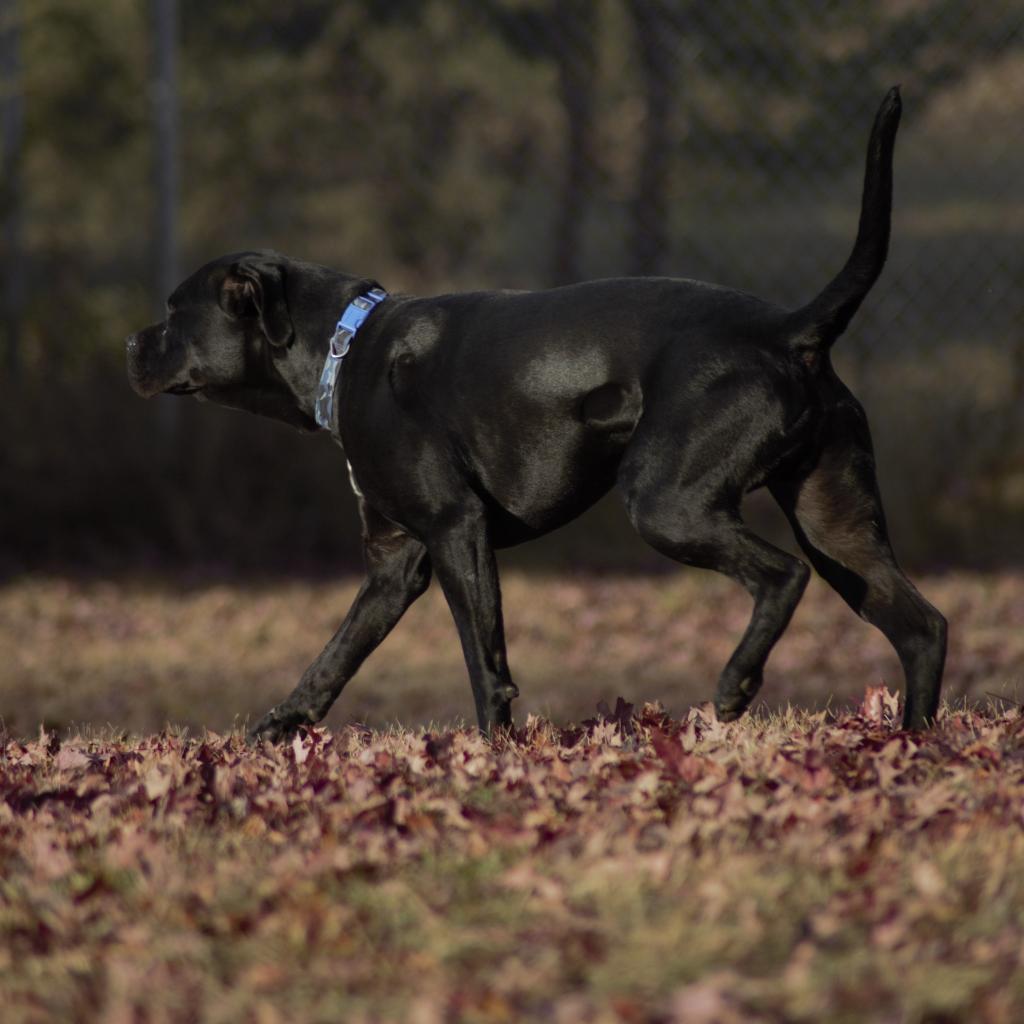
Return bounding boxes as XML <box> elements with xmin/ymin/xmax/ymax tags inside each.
<box><xmin>125</xmin><ymin>328</ymin><xmax>197</xmax><ymax>398</ymax></box>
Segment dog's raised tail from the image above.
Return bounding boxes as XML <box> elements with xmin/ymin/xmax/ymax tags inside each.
<box><xmin>787</xmin><ymin>87</ymin><xmax>902</xmax><ymax>353</ymax></box>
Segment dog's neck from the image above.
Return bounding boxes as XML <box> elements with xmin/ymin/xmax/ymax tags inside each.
<box><xmin>271</xmin><ymin>269</ymin><xmax>384</xmax><ymax>431</ymax></box>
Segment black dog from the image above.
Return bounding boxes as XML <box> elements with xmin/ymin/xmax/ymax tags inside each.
<box><xmin>127</xmin><ymin>88</ymin><xmax>946</xmax><ymax>741</ymax></box>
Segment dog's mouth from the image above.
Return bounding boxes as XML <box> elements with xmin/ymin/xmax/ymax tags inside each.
<box><xmin>164</xmin><ymin>382</ymin><xmax>204</xmax><ymax>396</ymax></box>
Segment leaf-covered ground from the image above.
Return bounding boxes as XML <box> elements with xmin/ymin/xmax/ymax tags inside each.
<box><xmin>3</xmin><ymin>693</ymin><xmax>1024</xmax><ymax>1023</ymax></box>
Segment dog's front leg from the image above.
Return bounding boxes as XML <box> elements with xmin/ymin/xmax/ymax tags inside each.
<box><xmin>428</xmin><ymin>509</ymin><xmax>519</xmax><ymax>734</ymax></box>
<box><xmin>248</xmin><ymin>509</ymin><xmax>431</xmax><ymax>743</ymax></box>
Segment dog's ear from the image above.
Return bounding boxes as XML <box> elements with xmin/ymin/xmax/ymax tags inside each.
<box><xmin>218</xmin><ymin>255</ymin><xmax>294</xmax><ymax>348</ymax></box>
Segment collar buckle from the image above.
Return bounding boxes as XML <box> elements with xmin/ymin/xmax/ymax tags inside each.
<box><xmin>329</xmin><ymin>326</ymin><xmax>355</xmax><ymax>359</ymax></box>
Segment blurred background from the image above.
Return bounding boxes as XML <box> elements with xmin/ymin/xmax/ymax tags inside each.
<box><xmin>2</xmin><ymin>0</ymin><xmax>1023</xmax><ymax>573</ymax></box>
<box><xmin>0</xmin><ymin>1</ymin><xmax>1022</xmax><ymax>734</ymax></box>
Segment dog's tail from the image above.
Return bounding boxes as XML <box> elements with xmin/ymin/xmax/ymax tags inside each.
<box><xmin>786</xmin><ymin>87</ymin><xmax>901</xmax><ymax>354</ymax></box>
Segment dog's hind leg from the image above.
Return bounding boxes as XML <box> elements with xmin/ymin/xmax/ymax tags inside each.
<box><xmin>770</xmin><ymin>400</ymin><xmax>947</xmax><ymax>730</ymax></box>
<box><xmin>618</xmin><ymin>391</ymin><xmax>811</xmax><ymax>722</ymax></box>
<box><xmin>247</xmin><ymin>504</ymin><xmax>431</xmax><ymax>743</ymax></box>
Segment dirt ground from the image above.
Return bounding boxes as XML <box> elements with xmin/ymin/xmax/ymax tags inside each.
<box><xmin>1</xmin><ymin>569</ymin><xmax>1021</xmax><ymax>738</ymax></box>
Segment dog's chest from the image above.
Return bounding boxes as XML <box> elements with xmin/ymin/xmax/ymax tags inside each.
<box><xmin>346</xmin><ymin>460</ymin><xmax>364</xmax><ymax>500</ymax></box>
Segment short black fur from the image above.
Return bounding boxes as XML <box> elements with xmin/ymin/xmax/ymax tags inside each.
<box><xmin>126</xmin><ymin>89</ymin><xmax>946</xmax><ymax>740</ymax></box>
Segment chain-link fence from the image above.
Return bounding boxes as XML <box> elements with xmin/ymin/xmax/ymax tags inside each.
<box><xmin>1</xmin><ymin>0</ymin><xmax>1021</xmax><ymax>569</ymax></box>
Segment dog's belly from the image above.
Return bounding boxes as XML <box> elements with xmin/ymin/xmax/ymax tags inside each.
<box><xmin>465</xmin><ymin>379</ymin><xmax>642</xmax><ymax>540</ymax></box>
<box><xmin>482</xmin><ymin>453</ymin><xmax>619</xmax><ymax>542</ymax></box>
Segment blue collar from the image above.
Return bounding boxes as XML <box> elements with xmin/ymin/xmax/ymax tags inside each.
<box><xmin>314</xmin><ymin>286</ymin><xmax>388</xmax><ymax>432</ymax></box>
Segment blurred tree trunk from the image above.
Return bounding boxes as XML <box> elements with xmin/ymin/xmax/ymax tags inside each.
<box><xmin>550</xmin><ymin>0</ymin><xmax>596</xmax><ymax>286</ymax></box>
<box><xmin>152</xmin><ymin>0</ymin><xmax>179</xmax><ymax>439</ymax></box>
<box><xmin>0</xmin><ymin>1</ymin><xmax>24</xmax><ymax>378</ymax></box>
<box><xmin>626</xmin><ymin>0</ymin><xmax>677</xmax><ymax>277</ymax></box>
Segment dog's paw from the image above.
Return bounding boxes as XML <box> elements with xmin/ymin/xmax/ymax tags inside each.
<box><xmin>246</xmin><ymin>705</ymin><xmax>313</xmax><ymax>745</ymax></box>
<box><xmin>713</xmin><ymin>701</ymin><xmax>745</xmax><ymax>723</ymax></box>
<box><xmin>714</xmin><ymin>671</ymin><xmax>763</xmax><ymax>722</ymax></box>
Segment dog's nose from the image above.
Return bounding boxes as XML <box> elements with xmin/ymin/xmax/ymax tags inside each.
<box><xmin>126</xmin><ymin>333</ymin><xmax>139</xmax><ymax>354</ymax></box>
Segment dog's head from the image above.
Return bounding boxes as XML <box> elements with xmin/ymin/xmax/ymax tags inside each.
<box><xmin>126</xmin><ymin>250</ymin><xmax>294</xmax><ymax>399</ymax></box>
<box><xmin>126</xmin><ymin>250</ymin><xmax>329</xmax><ymax>431</ymax></box>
